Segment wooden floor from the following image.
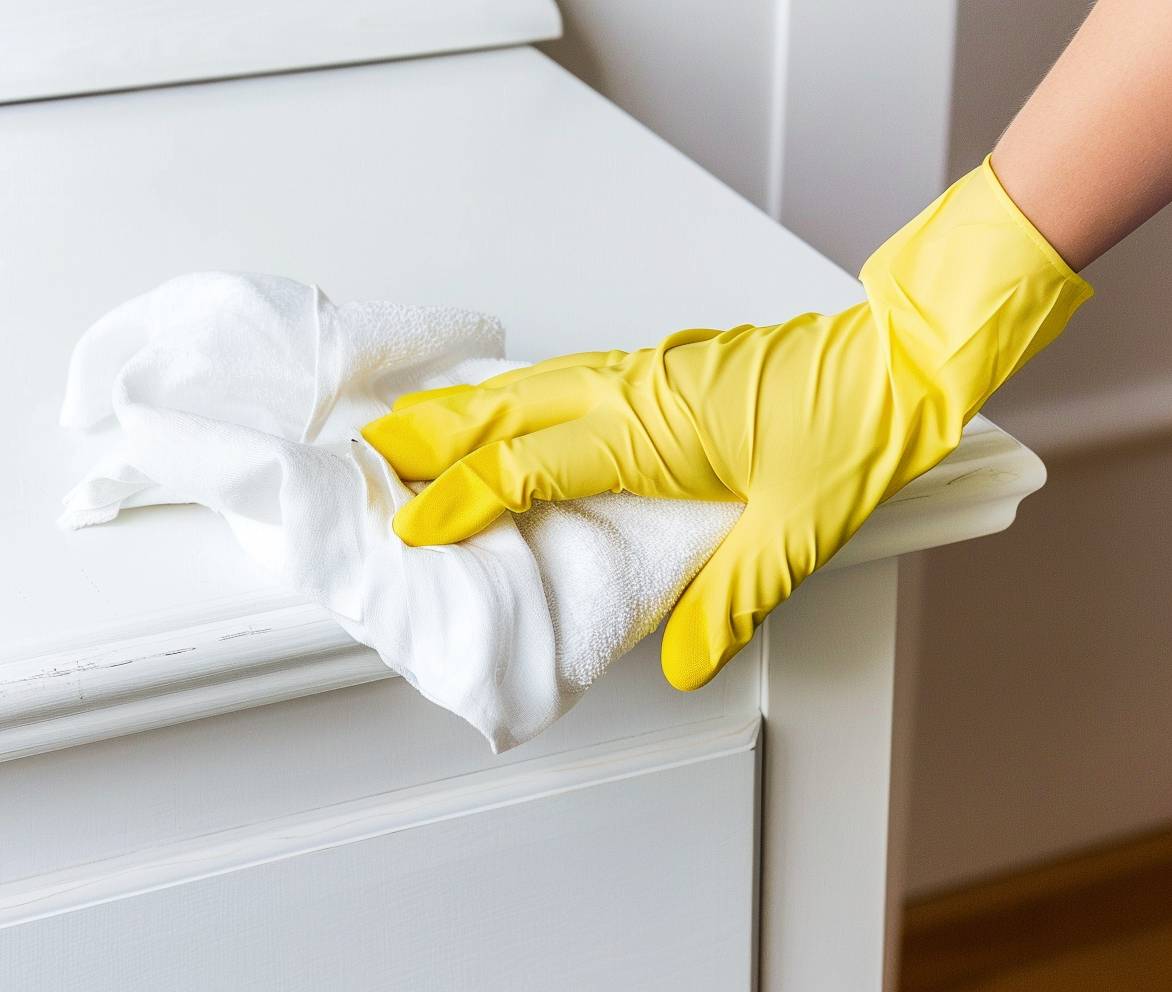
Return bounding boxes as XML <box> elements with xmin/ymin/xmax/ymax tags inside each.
<box><xmin>899</xmin><ymin>826</ymin><xmax>1172</xmax><ymax>991</ymax></box>
<box><xmin>954</xmin><ymin>920</ymin><xmax>1172</xmax><ymax>991</ymax></box>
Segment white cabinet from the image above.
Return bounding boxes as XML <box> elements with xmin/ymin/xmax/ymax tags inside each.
<box><xmin>0</xmin><ymin>36</ymin><xmax>1045</xmax><ymax>990</ymax></box>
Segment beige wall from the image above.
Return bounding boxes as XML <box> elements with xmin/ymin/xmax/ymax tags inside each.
<box><xmin>904</xmin><ymin>439</ymin><xmax>1172</xmax><ymax>894</ymax></box>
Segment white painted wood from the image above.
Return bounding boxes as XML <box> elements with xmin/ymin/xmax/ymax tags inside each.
<box><xmin>0</xmin><ymin>719</ymin><xmax>759</xmax><ymax>991</ymax></box>
<box><xmin>0</xmin><ymin>714</ymin><xmax>758</xmax><ymax>927</ymax></box>
<box><xmin>0</xmin><ymin>630</ymin><xmax>761</xmax><ymax>881</ymax></box>
<box><xmin>759</xmin><ymin>558</ymin><xmax>900</xmax><ymax>991</ymax></box>
<box><xmin>0</xmin><ymin>603</ymin><xmax>379</xmax><ymax>762</ymax></box>
<box><xmin>766</xmin><ymin>0</ymin><xmax>792</xmax><ymax>219</ymax></box>
<box><xmin>0</xmin><ymin>0</ymin><xmax>561</xmax><ymax>103</ymax></box>
<box><xmin>0</xmin><ymin>46</ymin><xmax>863</xmax><ymax>662</ymax></box>
<box><xmin>0</xmin><ymin>414</ymin><xmax>1039</xmax><ymax>763</ymax></box>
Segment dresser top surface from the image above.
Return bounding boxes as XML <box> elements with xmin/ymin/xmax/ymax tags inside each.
<box><xmin>0</xmin><ymin>46</ymin><xmax>1039</xmax><ymax>661</ymax></box>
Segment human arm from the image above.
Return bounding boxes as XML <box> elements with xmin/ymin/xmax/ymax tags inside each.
<box><xmin>993</xmin><ymin>0</ymin><xmax>1172</xmax><ymax>270</ymax></box>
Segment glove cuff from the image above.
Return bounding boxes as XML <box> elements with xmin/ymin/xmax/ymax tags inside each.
<box><xmin>858</xmin><ymin>153</ymin><xmax>1094</xmax><ymax>432</ymax></box>
<box><xmin>976</xmin><ymin>153</ymin><xmax>1093</xmax><ymax>296</ymax></box>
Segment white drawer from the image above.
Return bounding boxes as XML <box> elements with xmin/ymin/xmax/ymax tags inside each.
<box><xmin>2</xmin><ymin>726</ymin><xmax>759</xmax><ymax>989</ymax></box>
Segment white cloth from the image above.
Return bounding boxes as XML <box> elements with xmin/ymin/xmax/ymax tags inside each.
<box><xmin>59</xmin><ymin>273</ymin><xmax>741</xmax><ymax>751</ymax></box>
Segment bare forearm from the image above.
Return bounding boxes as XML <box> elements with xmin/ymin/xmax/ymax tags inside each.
<box><xmin>992</xmin><ymin>0</ymin><xmax>1172</xmax><ymax>271</ymax></box>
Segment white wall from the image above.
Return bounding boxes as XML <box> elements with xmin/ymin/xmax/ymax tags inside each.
<box><xmin>778</xmin><ymin>0</ymin><xmax>957</xmax><ymax>274</ymax></box>
<box><xmin>540</xmin><ymin>0</ymin><xmax>783</xmax><ymax>213</ymax></box>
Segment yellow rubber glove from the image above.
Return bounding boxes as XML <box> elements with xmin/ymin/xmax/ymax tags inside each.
<box><xmin>362</xmin><ymin>156</ymin><xmax>1092</xmax><ymax>691</ymax></box>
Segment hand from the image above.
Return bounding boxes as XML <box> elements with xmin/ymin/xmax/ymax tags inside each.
<box><xmin>363</xmin><ymin>157</ymin><xmax>1092</xmax><ymax>691</ymax></box>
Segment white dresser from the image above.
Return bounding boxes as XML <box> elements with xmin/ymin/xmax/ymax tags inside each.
<box><xmin>0</xmin><ymin>4</ymin><xmax>1045</xmax><ymax>988</ymax></box>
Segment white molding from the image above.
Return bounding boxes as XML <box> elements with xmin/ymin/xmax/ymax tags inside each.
<box><xmin>759</xmin><ymin>558</ymin><xmax>898</xmax><ymax>991</ymax></box>
<box><xmin>0</xmin><ymin>713</ymin><xmax>759</xmax><ymax>929</ymax></box>
<box><xmin>2</xmin><ymin>0</ymin><xmax>562</xmax><ymax>104</ymax></box>
<box><xmin>0</xmin><ymin>604</ymin><xmax>388</xmax><ymax>763</ymax></box>
<box><xmin>0</xmin><ymin>416</ymin><xmax>1040</xmax><ymax>765</ymax></box>
<box><xmin>764</xmin><ymin>0</ymin><xmax>792</xmax><ymax>221</ymax></box>
<box><xmin>776</xmin><ymin>0</ymin><xmax>959</xmax><ymax>274</ymax></box>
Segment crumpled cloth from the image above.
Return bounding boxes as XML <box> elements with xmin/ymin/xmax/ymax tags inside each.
<box><xmin>59</xmin><ymin>273</ymin><xmax>741</xmax><ymax>751</ymax></box>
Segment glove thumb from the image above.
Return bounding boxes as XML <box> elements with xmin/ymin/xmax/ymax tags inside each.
<box><xmin>661</xmin><ymin>506</ymin><xmax>792</xmax><ymax>691</ymax></box>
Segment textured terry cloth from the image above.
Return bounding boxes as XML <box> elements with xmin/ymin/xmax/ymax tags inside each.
<box><xmin>59</xmin><ymin>273</ymin><xmax>742</xmax><ymax>751</ymax></box>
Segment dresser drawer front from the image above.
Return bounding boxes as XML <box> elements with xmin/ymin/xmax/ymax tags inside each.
<box><xmin>3</xmin><ymin>741</ymin><xmax>758</xmax><ymax>991</ymax></box>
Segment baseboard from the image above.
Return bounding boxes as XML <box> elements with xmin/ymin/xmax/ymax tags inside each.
<box><xmin>899</xmin><ymin>825</ymin><xmax>1172</xmax><ymax>992</ymax></box>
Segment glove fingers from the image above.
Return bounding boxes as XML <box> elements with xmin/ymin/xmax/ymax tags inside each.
<box><xmin>661</xmin><ymin>507</ymin><xmax>791</xmax><ymax>691</ymax></box>
<box><xmin>393</xmin><ymin>412</ymin><xmax>629</xmax><ymax>546</ymax></box>
<box><xmin>390</xmin><ymin>351</ymin><xmax>625</xmax><ymax>413</ymax></box>
<box><xmin>363</xmin><ymin>365</ymin><xmax>610</xmax><ymax>481</ymax></box>
<box><xmin>392</xmin><ymin>383</ymin><xmax>474</xmax><ymax>412</ymax></box>
<box><xmin>475</xmin><ymin>349</ymin><xmax>628</xmax><ymax>390</ymax></box>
